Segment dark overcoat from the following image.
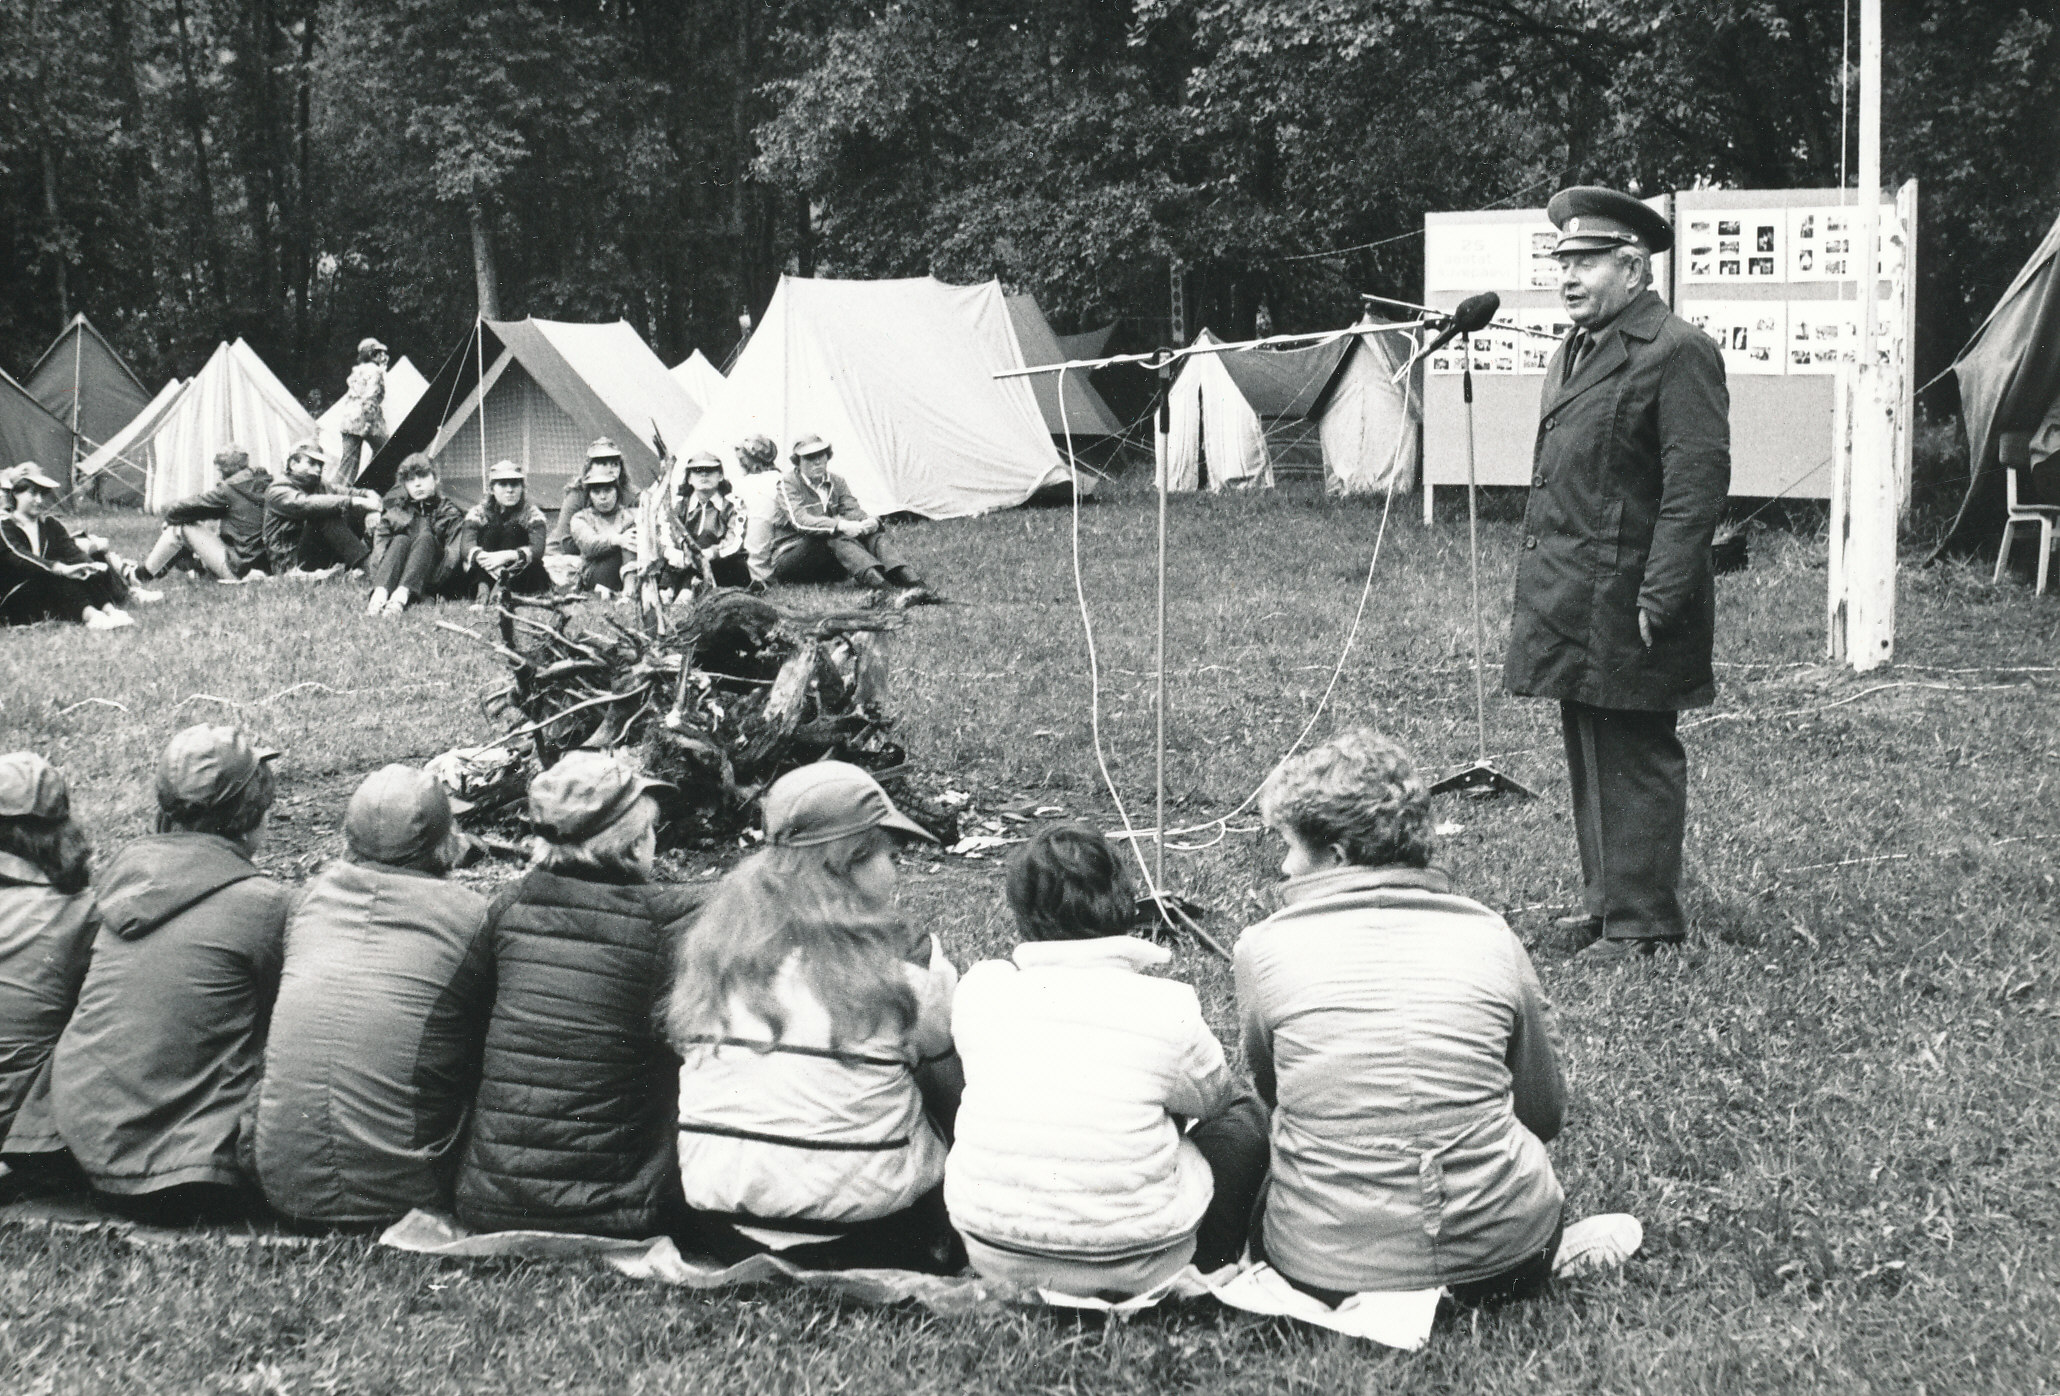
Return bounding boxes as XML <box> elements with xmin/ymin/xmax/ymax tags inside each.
<box><xmin>1503</xmin><ymin>290</ymin><xmax>1730</xmax><ymax>711</ymax></box>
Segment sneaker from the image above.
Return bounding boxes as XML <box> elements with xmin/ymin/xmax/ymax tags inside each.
<box><xmin>127</xmin><ymin>586</ymin><xmax>165</xmax><ymax>604</ymax></box>
<box><xmin>383</xmin><ymin>595</ymin><xmax>409</xmax><ymax>616</ymax></box>
<box><xmin>1578</xmin><ymin>936</ymin><xmax>1680</xmax><ymax>964</ymax></box>
<box><xmin>891</xmin><ymin>585</ymin><xmax>944</xmax><ymax>609</ymax></box>
<box><xmin>366</xmin><ymin>588</ymin><xmax>390</xmax><ymax>616</ymax></box>
<box><xmin>83</xmin><ymin>606</ymin><xmax>135</xmax><ymax>630</ymax></box>
<box><xmin>1553</xmin><ymin>1214</ymin><xmax>1643</xmax><ymax>1278</ymax></box>
<box><xmin>244</xmin><ymin>569</ymin><xmax>269</xmax><ymax>582</ymax></box>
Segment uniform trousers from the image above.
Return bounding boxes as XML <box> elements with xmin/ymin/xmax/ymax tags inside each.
<box><xmin>770</xmin><ymin>532</ymin><xmax>910</xmax><ymax>585</ymax></box>
<box><xmin>1560</xmin><ymin>701</ymin><xmax>1687</xmax><ymax>942</ymax></box>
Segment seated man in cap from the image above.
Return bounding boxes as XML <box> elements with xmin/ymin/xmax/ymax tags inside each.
<box><xmin>252</xmin><ymin>765</ymin><xmax>493</xmax><ymax>1227</ymax></box>
<box><xmin>0</xmin><ymin>726</ymin><xmax>289</xmax><ymax>1224</ymax></box>
<box><xmin>768</xmin><ymin>434</ymin><xmax>938</xmax><ymax>604</ymax></box>
<box><xmin>732</xmin><ymin>434</ymin><xmax>784</xmax><ymax>588</ymax></box>
<box><xmin>551</xmin><ymin>437</ymin><xmax>641</xmax><ymax>560</ymax></box>
<box><xmin>334</xmin><ymin>338</ymin><xmax>391</xmax><ymax>489</ymax></box>
<box><xmin>647</xmin><ymin>452</ymin><xmax>750</xmax><ymax>602</ymax></box>
<box><xmin>135</xmin><ymin>446</ymin><xmax>277</xmax><ymax>585</ymax></box>
<box><xmin>264</xmin><ymin>440</ymin><xmax>381</xmax><ymax>578</ymax></box>
<box><xmin>0</xmin><ymin>463</ymin><xmax>143</xmax><ymax>630</ymax></box>
<box><xmin>459</xmin><ymin>459</ymin><xmax>552</xmax><ymax>599</ymax></box>
<box><xmin>566</xmin><ymin>452</ymin><xmax>642</xmax><ymax>595</ymax></box>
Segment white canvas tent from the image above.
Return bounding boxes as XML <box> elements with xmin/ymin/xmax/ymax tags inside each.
<box><xmin>679</xmin><ymin>275</ymin><xmax>1068</xmax><ymax>518</ymax></box>
<box><xmin>670</xmin><ymin>350</ymin><xmax>727</xmax><ymax>411</ymax></box>
<box><xmin>317</xmin><ymin>355</ymin><xmax>429</xmax><ymax>473</ymax></box>
<box><xmin>78</xmin><ymin>339</ymin><xmax>315</xmax><ymax>512</ymax></box>
<box><xmin>1159</xmin><ymin>323</ymin><xmax>1418</xmax><ymax>496</ymax></box>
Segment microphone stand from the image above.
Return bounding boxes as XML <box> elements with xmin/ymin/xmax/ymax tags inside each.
<box><xmin>1430</xmin><ymin>329</ymin><xmax>1537</xmax><ymax>801</ymax></box>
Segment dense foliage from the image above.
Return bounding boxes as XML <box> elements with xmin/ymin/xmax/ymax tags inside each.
<box><xmin>1</xmin><ymin>0</ymin><xmax>2052</xmax><ymax>405</ymax></box>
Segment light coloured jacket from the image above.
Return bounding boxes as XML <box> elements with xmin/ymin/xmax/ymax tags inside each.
<box><xmin>768</xmin><ymin>468</ymin><xmax>871</xmax><ymax>553</ymax></box>
<box><xmin>1235</xmin><ymin>865</ymin><xmax>1566</xmax><ymax>1293</ymax></box>
<box><xmin>734</xmin><ymin>472</ymin><xmax>783</xmax><ymax>582</ymax></box>
<box><xmin>253</xmin><ymin>860</ymin><xmax>493</xmax><ymax>1225</ymax></box>
<box><xmin>568</xmin><ymin>504</ymin><xmax>640</xmax><ymax>565</ymax></box>
<box><xmin>0</xmin><ymin>851</ymin><xmax>96</xmax><ymax>1144</ymax></box>
<box><xmin>675</xmin><ymin>936</ymin><xmax>957</xmax><ymax>1228</ymax></box>
<box><xmin>945</xmin><ymin>936</ymin><xmax>1237</xmax><ymax>1261</ymax></box>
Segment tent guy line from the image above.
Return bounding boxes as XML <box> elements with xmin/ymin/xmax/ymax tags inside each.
<box><xmin>992</xmin><ymin>320</ymin><xmax>1430</xmax><ymax>380</ymax></box>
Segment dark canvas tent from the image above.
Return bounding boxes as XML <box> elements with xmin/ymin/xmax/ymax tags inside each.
<box><xmin>365</xmin><ymin>318</ymin><xmax>703</xmax><ymax>508</ymax></box>
<box><xmin>1938</xmin><ymin>211</ymin><xmax>2060</xmax><ymax>555</ymax></box>
<box><xmin>1004</xmin><ymin>294</ymin><xmax>1124</xmax><ymax>437</ymax></box>
<box><xmin>1057</xmin><ymin>324</ymin><xmax>1116</xmax><ymax>362</ymax></box>
<box><xmin>24</xmin><ymin>315</ymin><xmax>152</xmax><ymax>493</ymax></box>
<box><xmin>0</xmin><ymin>367</ymin><xmax>76</xmax><ymax>485</ymax></box>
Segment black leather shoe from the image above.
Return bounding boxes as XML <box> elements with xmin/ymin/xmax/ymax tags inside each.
<box><xmin>1578</xmin><ymin>936</ymin><xmax>1683</xmax><ymax>964</ymax></box>
<box><xmin>1551</xmin><ymin>914</ymin><xmax>1605</xmax><ymax>951</ymax></box>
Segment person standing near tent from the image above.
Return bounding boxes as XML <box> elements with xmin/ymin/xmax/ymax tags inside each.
<box><xmin>135</xmin><ymin>446</ymin><xmax>275</xmax><ymax>585</ymax></box>
<box><xmin>769</xmin><ymin>434</ymin><xmax>937</xmax><ymax>603</ymax></box>
<box><xmin>334</xmin><ymin>339</ymin><xmax>390</xmax><ymax>488</ymax></box>
<box><xmin>459</xmin><ymin>460</ymin><xmax>551</xmax><ymax>598</ymax></box>
<box><xmin>567</xmin><ymin>453</ymin><xmax>642</xmax><ymax>595</ymax></box>
<box><xmin>265</xmin><ymin>441</ymin><xmax>380</xmax><ymax>578</ymax></box>
<box><xmin>0</xmin><ymin>464</ymin><xmax>141</xmax><ymax>630</ymax></box>
<box><xmin>732</xmin><ymin>434</ymin><xmax>783</xmax><ymax>589</ymax></box>
<box><xmin>1505</xmin><ymin>186</ymin><xmax>1730</xmax><ymax>963</ymax></box>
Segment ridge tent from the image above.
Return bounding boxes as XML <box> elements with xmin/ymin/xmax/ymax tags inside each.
<box><xmin>1058</xmin><ymin>323</ymin><xmax>1117</xmax><ymax>362</ymax></box>
<box><xmin>670</xmin><ymin>350</ymin><xmax>727</xmax><ymax>411</ymax></box>
<box><xmin>76</xmin><ymin>339</ymin><xmax>314</xmax><ymax>513</ymax></box>
<box><xmin>364</xmin><ymin>318</ymin><xmax>703</xmax><ymax>507</ymax></box>
<box><xmin>23</xmin><ymin>314</ymin><xmax>153</xmax><ymax>493</ymax></box>
<box><xmin>1158</xmin><ymin>324</ymin><xmax>1418</xmax><ymax>496</ymax></box>
<box><xmin>71</xmin><ymin>377</ymin><xmax>182</xmax><ymax>505</ymax></box>
<box><xmin>679</xmin><ymin>275</ymin><xmax>1068</xmax><ymax>519</ymax></box>
<box><xmin>1004</xmin><ymin>293</ymin><xmax>1124</xmax><ymax>438</ymax></box>
<box><xmin>317</xmin><ymin>355</ymin><xmax>430</xmax><ymax>476</ymax></box>
<box><xmin>0</xmin><ymin>367</ymin><xmax>76</xmax><ymax>488</ymax></box>
<box><xmin>1937</xmin><ymin>210</ymin><xmax>2060</xmax><ymax>555</ymax></box>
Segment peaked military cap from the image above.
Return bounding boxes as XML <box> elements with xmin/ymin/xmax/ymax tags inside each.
<box><xmin>1548</xmin><ymin>186</ymin><xmax>1674</xmax><ymax>257</ymax></box>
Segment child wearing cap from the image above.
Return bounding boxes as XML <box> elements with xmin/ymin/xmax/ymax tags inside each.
<box><xmin>551</xmin><ymin>438</ymin><xmax>641</xmax><ymax>565</ymax></box>
<box><xmin>264</xmin><ymin>441</ymin><xmax>380</xmax><ymax>577</ymax></box>
<box><xmin>1</xmin><ymin>463</ymin><xmax>141</xmax><ymax>629</ymax></box>
<box><xmin>666</xmin><ymin>761</ymin><xmax>965</xmax><ymax>1272</ymax></box>
<box><xmin>648</xmin><ymin>452</ymin><xmax>749</xmax><ymax>600</ymax></box>
<box><xmin>253</xmin><ymin>765</ymin><xmax>493</xmax><ymax>1226</ymax></box>
<box><xmin>944</xmin><ymin>824</ymin><xmax>1269</xmax><ymax>1295</ymax></box>
<box><xmin>767</xmin><ymin>435</ymin><xmax>939</xmax><ymax>605</ymax></box>
<box><xmin>453</xmin><ymin>752</ymin><xmax>701</xmax><ymax>1239</ymax></box>
<box><xmin>566</xmin><ymin>453</ymin><xmax>642</xmax><ymax>595</ymax></box>
<box><xmin>0</xmin><ymin>753</ymin><xmax>97</xmax><ymax>1167</ymax></box>
<box><xmin>0</xmin><ymin>726</ymin><xmax>289</xmax><ymax>1224</ymax></box>
<box><xmin>459</xmin><ymin>461</ymin><xmax>551</xmax><ymax>598</ymax></box>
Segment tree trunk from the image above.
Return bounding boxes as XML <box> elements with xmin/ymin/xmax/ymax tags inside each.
<box><xmin>470</xmin><ymin>203</ymin><xmax>502</xmax><ymax>319</ymax></box>
<box><xmin>40</xmin><ymin>142</ymin><xmax>70</xmax><ymax>326</ymax></box>
<box><xmin>292</xmin><ymin>2</ymin><xmax>317</xmax><ymax>377</ymax></box>
<box><xmin>731</xmin><ymin>0</ymin><xmax>754</xmax><ymax>325</ymax></box>
<box><xmin>106</xmin><ymin>0</ymin><xmax>155</xmax><ymax>304</ymax></box>
<box><xmin>171</xmin><ymin>0</ymin><xmax>229</xmax><ymax>303</ymax></box>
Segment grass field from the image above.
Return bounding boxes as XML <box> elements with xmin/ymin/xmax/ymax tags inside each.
<box><xmin>3</xmin><ymin>480</ymin><xmax>2057</xmax><ymax>1394</ymax></box>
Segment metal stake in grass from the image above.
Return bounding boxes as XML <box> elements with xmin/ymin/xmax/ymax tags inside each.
<box><xmin>1430</xmin><ymin>326</ymin><xmax>1536</xmax><ymax>801</ymax></box>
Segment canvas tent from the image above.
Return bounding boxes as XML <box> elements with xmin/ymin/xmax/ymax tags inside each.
<box><xmin>679</xmin><ymin>276</ymin><xmax>1068</xmax><ymax>519</ymax></box>
<box><xmin>316</xmin><ymin>355</ymin><xmax>429</xmax><ymax>474</ymax></box>
<box><xmin>1058</xmin><ymin>323</ymin><xmax>1117</xmax><ymax>363</ymax></box>
<box><xmin>365</xmin><ymin>318</ymin><xmax>702</xmax><ymax>508</ymax></box>
<box><xmin>77</xmin><ymin>339</ymin><xmax>314</xmax><ymax>512</ymax></box>
<box><xmin>1</xmin><ymin>367</ymin><xmax>77</xmax><ymax>488</ymax></box>
<box><xmin>1159</xmin><ymin>324</ymin><xmax>1418</xmax><ymax>496</ymax></box>
<box><xmin>670</xmin><ymin>351</ymin><xmax>727</xmax><ymax>411</ymax></box>
<box><xmin>1937</xmin><ymin>210</ymin><xmax>2060</xmax><ymax>555</ymax></box>
<box><xmin>23</xmin><ymin>315</ymin><xmax>153</xmax><ymax>492</ymax></box>
<box><xmin>1004</xmin><ymin>294</ymin><xmax>1124</xmax><ymax>438</ymax></box>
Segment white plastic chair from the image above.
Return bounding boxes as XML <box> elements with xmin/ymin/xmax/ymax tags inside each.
<box><xmin>1993</xmin><ymin>431</ymin><xmax>2060</xmax><ymax>596</ymax></box>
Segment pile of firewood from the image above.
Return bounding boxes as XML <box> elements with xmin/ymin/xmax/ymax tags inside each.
<box><xmin>441</xmin><ymin>591</ymin><xmax>953</xmax><ymax>844</ymax></box>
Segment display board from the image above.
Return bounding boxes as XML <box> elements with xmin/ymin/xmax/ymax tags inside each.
<box><xmin>1421</xmin><ymin>186</ymin><xmax>1915</xmax><ymax>519</ymax></box>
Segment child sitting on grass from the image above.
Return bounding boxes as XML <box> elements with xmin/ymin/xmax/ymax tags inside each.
<box><xmin>667</xmin><ymin>761</ymin><xmax>964</xmax><ymax>1272</ymax></box>
<box><xmin>1237</xmin><ymin>728</ymin><xmax>1639</xmax><ymax>1308</ymax></box>
<box><xmin>945</xmin><ymin>825</ymin><xmax>1268</xmax><ymax>1297</ymax></box>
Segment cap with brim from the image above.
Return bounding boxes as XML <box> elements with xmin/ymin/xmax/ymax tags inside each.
<box><xmin>528</xmin><ymin>750</ymin><xmax>674</xmax><ymax>844</ymax></box>
<box><xmin>156</xmin><ymin>724</ymin><xmax>280</xmax><ymax>811</ymax></box>
<box><xmin>287</xmin><ymin>439</ymin><xmax>331</xmax><ymax>470</ymax></box>
<box><xmin>358</xmin><ymin>337</ymin><xmax>388</xmax><ymax>356</ymax></box>
<box><xmin>11</xmin><ymin>464</ymin><xmax>61</xmax><ymax>492</ymax></box>
<box><xmin>763</xmin><ymin>760</ymin><xmax>934</xmax><ymax>848</ymax></box>
<box><xmin>582</xmin><ymin>459</ymin><xmax>625</xmax><ymax>486</ymax></box>
<box><xmin>684</xmin><ymin>453</ymin><xmax>725</xmax><ymax>473</ymax></box>
<box><xmin>1548</xmin><ymin>186</ymin><xmax>1674</xmax><ymax>257</ymax></box>
<box><xmin>791</xmin><ymin>434</ymin><xmax>832</xmax><ymax>462</ymax></box>
<box><xmin>487</xmin><ymin>459</ymin><xmax>527</xmax><ymax>482</ymax></box>
<box><xmin>0</xmin><ymin>751</ymin><xmax>70</xmax><ymax>820</ymax></box>
<box><xmin>345</xmin><ymin>764</ymin><xmax>462</xmax><ymax>867</ymax></box>
<box><xmin>587</xmin><ymin>437</ymin><xmax>624</xmax><ymax>461</ymax></box>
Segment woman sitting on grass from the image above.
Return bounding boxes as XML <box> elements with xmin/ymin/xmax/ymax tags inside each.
<box><xmin>364</xmin><ymin>455</ymin><xmax>467</xmax><ymax>616</ymax></box>
<box><xmin>453</xmin><ymin>752</ymin><xmax>700</xmax><ymax>1239</ymax></box>
<box><xmin>1236</xmin><ymin>728</ymin><xmax>1639</xmax><ymax>1308</ymax></box>
<box><xmin>0</xmin><ymin>464</ymin><xmax>144</xmax><ymax>630</ymax></box>
<box><xmin>946</xmin><ymin>825</ymin><xmax>1269</xmax><ymax>1297</ymax></box>
<box><xmin>667</xmin><ymin>762</ymin><xmax>964</xmax><ymax>1273</ymax></box>
<box><xmin>0</xmin><ymin>753</ymin><xmax>97</xmax><ymax>1163</ymax></box>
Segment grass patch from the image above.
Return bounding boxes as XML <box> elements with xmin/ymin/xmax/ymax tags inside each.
<box><xmin>4</xmin><ymin>482</ymin><xmax>2057</xmax><ymax>1393</ymax></box>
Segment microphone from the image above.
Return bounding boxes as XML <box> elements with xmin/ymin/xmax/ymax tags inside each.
<box><xmin>1421</xmin><ymin>292</ymin><xmax>1502</xmax><ymax>358</ymax></box>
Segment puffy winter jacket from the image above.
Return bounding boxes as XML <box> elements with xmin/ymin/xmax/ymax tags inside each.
<box><xmin>253</xmin><ymin>860</ymin><xmax>493</xmax><ymax>1225</ymax></box>
<box><xmin>945</xmin><ymin>937</ymin><xmax>1237</xmax><ymax>1263</ymax></box>
<box><xmin>674</xmin><ymin>936</ymin><xmax>957</xmax><ymax>1231</ymax></box>
<box><xmin>263</xmin><ymin>474</ymin><xmax>361</xmax><ymax>569</ymax></box>
<box><xmin>5</xmin><ymin>833</ymin><xmax>287</xmax><ymax>1193</ymax></box>
<box><xmin>0</xmin><ymin>851</ymin><xmax>96</xmax><ymax>1144</ymax></box>
<box><xmin>453</xmin><ymin>868</ymin><xmax>700</xmax><ymax>1237</ymax></box>
<box><xmin>1234</xmin><ymin>865</ymin><xmax>1566</xmax><ymax>1293</ymax></box>
<box><xmin>163</xmin><ymin>467</ymin><xmax>276</xmax><ymax>575</ymax></box>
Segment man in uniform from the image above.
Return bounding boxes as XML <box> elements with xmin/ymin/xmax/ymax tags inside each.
<box><xmin>1505</xmin><ymin>186</ymin><xmax>1730</xmax><ymax>962</ymax></box>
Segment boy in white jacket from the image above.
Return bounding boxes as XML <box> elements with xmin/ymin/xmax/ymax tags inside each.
<box><xmin>945</xmin><ymin>826</ymin><xmax>1266</xmax><ymax>1297</ymax></box>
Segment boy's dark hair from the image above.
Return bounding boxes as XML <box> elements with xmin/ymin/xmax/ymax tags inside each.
<box><xmin>1005</xmin><ymin>824</ymin><xmax>1138</xmax><ymax>942</ymax></box>
<box><xmin>0</xmin><ymin>814</ymin><xmax>93</xmax><ymax>896</ymax></box>
<box><xmin>396</xmin><ymin>453</ymin><xmax>437</xmax><ymax>484</ymax></box>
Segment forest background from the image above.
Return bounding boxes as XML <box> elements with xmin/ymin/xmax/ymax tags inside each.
<box><xmin>1</xmin><ymin>0</ymin><xmax>2053</xmax><ymax>427</ymax></box>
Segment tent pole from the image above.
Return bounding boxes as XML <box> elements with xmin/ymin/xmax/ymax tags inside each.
<box><xmin>1156</xmin><ymin>400</ymin><xmax>1169</xmax><ymax>896</ymax></box>
<box><xmin>476</xmin><ymin>317</ymin><xmax>488</xmax><ymax>491</ymax></box>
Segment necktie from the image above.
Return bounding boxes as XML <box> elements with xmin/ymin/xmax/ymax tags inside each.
<box><xmin>1565</xmin><ymin>332</ymin><xmax>1591</xmax><ymax>379</ymax></box>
